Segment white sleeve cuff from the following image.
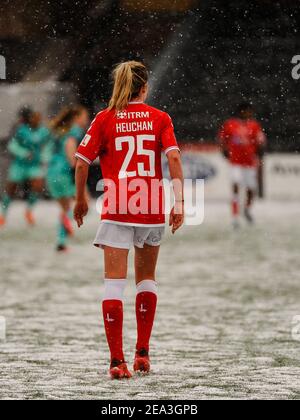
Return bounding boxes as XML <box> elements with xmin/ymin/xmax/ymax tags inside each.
<box><xmin>164</xmin><ymin>146</ymin><xmax>180</xmax><ymax>155</ymax></box>
<box><xmin>75</xmin><ymin>153</ymin><xmax>92</xmax><ymax>165</ymax></box>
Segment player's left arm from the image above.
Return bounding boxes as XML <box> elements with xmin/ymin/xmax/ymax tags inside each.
<box><xmin>256</xmin><ymin>124</ymin><xmax>267</xmax><ymax>158</ymax></box>
<box><xmin>40</xmin><ymin>130</ymin><xmax>53</xmax><ymax>166</ymax></box>
<box><xmin>218</xmin><ymin>123</ymin><xmax>230</xmax><ymax>159</ymax></box>
<box><xmin>160</xmin><ymin>113</ymin><xmax>184</xmax><ymax>234</ymax></box>
<box><xmin>167</xmin><ymin>150</ymin><xmax>185</xmax><ymax>234</ymax></box>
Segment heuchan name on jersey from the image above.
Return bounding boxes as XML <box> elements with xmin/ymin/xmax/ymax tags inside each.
<box><xmin>116</xmin><ymin>120</ymin><xmax>153</xmax><ymax>133</ymax></box>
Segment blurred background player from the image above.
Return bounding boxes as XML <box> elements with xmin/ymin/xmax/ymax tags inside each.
<box><xmin>218</xmin><ymin>102</ymin><xmax>266</xmax><ymax>228</ymax></box>
<box><xmin>47</xmin><ymin>106</ymin><xmax>89</xmax><ymax>252</ymax></box>
<box><xmin>0</xmin><ymin>107</ymin><xmax>50</xmax><ymax>227</ymax></box>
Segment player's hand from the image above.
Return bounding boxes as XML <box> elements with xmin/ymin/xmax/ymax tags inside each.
<box><xmin>74</xmin><ymin>199</ymin><xmax>89</xmax><ymax>228</ymax></box>
<box><xmin>169</xmin><ymin>201</ymin><xmax>184</xmax><ymax>234</ymax></box>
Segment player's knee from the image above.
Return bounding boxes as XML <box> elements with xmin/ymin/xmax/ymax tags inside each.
<box><xmin>31</xmin><ymin>179</ymin><xmax>43</xmax><ymax>192</ymax></box>
<box><xmin>6</xmin><ymin>185</ymin><xmax>16</xmax><ymax>196</ymax></box>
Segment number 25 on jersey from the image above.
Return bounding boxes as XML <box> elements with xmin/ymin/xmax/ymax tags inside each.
<box><xmin>116</xmin><ymin>135</ymin><xmax>155</xmax><ymax>179</ymax></box>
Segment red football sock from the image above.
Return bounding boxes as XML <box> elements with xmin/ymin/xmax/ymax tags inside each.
<box><xmin>136</xmin><ymin>281</ymin><xmax>158</xmax><ymax>353</ymax></box>
<box><xmin>232</xmin><ymin>194</ymin><xmax>240</xmax><ymax>217</ymax></box>
<box><xmin>102</xmin><ymin>299</ymin><xmax>124</xmax><ymax>362</ymax></box>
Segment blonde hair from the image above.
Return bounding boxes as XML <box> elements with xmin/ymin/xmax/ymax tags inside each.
<box><xmin>108</xmin><ymin>61</ymin><xmax>148</xmax><ymax>111</ymax></box>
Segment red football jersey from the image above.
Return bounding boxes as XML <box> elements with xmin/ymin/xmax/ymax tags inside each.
<box><xmin>218</xmin><ymin>118</ymin><xmax>266</xmax><ymax>167</ymax></box>
<box><xmin>76</xmin><ymin>102</ymin><xmax>180</xmax><ymax>226</ymax></box>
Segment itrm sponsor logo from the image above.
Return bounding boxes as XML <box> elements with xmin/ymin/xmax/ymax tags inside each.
<box><xmin>0</xmin><ymin>55</ymin><xmax>6</xmax><ymax>79</ymax></box>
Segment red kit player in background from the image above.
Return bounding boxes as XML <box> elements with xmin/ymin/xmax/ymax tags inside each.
<box><xmin>73</xmin><ymin>61</ymin><xmax>184</xmax><ymax>379</ymax></box>
<box><xmin>218</xmin><ymin>103</ymin><xmax>266</xmax><ymax>227</ymax></box>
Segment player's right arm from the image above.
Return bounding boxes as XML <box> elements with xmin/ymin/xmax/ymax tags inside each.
<box><xmin>74</xmin><ymin>159</ymin><xmax>89</xmax><ymax>227</ymax></box>
<box><xmin>74</xmin><ymin>113</ymin><xmax>103</xmax><ymax>227</ymax></box>
<box><xmin>7</xmin><ymin>128</ymin><xmax>32</xmax><ymax>160</ymax></box>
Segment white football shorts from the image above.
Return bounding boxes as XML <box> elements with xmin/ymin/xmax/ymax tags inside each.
<box><xmin>94</xmin><ymin>222</ymin><xmax>165</xmax><ymax>250</ymax></box>
<box><xmin>230</xmin><ymin>165</ymin><xmax>258</xmax><ymax>190</ymax></box>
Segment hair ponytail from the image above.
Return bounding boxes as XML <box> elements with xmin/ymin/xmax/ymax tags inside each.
<box><xmin>108</xmin><ymin>61</ymin><xmax>148</xmax><ymax>111</ymax></box>
<box><xmin>50</xmin><ymin>106</ymin><xmax>81</xmax><ymax>135</ymax></box>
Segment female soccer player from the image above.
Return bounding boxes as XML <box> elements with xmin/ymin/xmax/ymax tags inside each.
<box><xmin>0</xmin><ymin>108</ymin><xmax>50</xmax><ymax>227</ymax></box>
<box><xmin>218</xmin><ymin>103</ymin><xmax>266</xmax><ymax>227</ymax></box>
<box><xmin>47</xmin><ymin>106</ymin><xmax>89</xmax><ymax>252</ymax></box>
<box><xmin>74</xmin><ymin>61</ymin><xmax>184</xmax><ymax>379</ymax></box>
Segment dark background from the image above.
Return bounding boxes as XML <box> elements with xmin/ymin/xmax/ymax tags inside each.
<box><xmin>0</xmin><ymin>0</ymin><xmax>300</xmax><ymax>151</ymax></box>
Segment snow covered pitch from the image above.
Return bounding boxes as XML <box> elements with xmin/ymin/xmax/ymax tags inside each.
<box><xmin>0</xmin><ymin>200</ymin><xmax>299</xmax><ymax>400</ymax></box>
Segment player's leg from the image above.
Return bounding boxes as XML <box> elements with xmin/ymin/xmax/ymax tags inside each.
<box><xmin>1</xmin><ymin>162</ymin><xmax>25</xmax><ymax>225</ymax></box>
<box><xmin>232</xmin><ymin>183</ymin><xmax>240</xmax><ymax>228</ymax></box>
<box><xmin>47</xmin><ymin>172</ymin><xmax>75</xmax><ymax>247</ymax></box>
<box><xmin>134</xmin><ymin>242</ymin><xmax>160</xmax><ymax>373</ymax></box>
<box><xmin>56</xmin><ymin>197</ymin><xmax>73</xmax><ymax>251</ymax></box>
<box><xmin>244</xmin><ymin>168</ymin><xmax>257</xmax><ymax>224</ymax></box>
<box><xmin>230</xmin><ymin>165</ymin><xmax>241</xmax><ymax>227</ymax></box>
<box><xmin>232</xmin><ymin>183</ymin><xmax>240</xmax><ymax>216</ymax></box>
<box><xmin>246</xmin><ymin>187</ymin><xmax>255</xmax><ymax>209</ymax></box>
<box><xmin>244</xmin><ymin>188</ymin><xmax>255</xmax><ymax>224</ymax></box>
<box><xmin>0</xmin><ymin>182</ymin><xmax>17</xmax><ymax>226</ymax></box>
<box><xmin>102</xmin><ymin>245</ymin><xmax>132</xmax><ymax>379</ymax></box>
<box><xmin>26</xmin><ymin>178</ymin><xmax>44</xmax><ymax>226</ymax></box>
